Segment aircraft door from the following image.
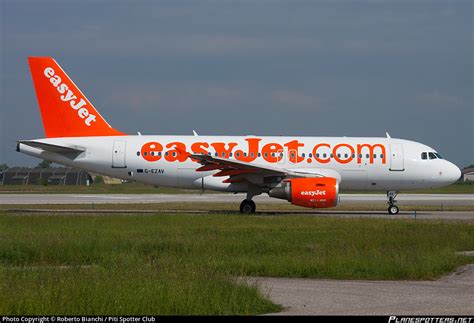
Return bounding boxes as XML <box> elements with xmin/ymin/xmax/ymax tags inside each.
<box><xmin>112</xmin><ymin>140</ymin><xmax>127</xmax><ymax>168</ymax></box>
<box><xmin>389</xmin><ymin>143</ymin><xmax>404</xmax><ymax>171</ymax></box>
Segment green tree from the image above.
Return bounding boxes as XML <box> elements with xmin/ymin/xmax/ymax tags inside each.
<box><xmin>36</xmin><ymin>160</ymin><xmax>52</xmax><ymax>169</ymax></box>
<box><xmin>93</xmin><ymin>175</ymin><xmax>104</xmax><ymax>184</ymax></box>
<box><xmin>0</xmin><ymin>164</ymin><xmax>8</xmax><ymax>172</ymax></box>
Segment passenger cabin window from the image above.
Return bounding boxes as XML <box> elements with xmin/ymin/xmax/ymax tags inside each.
<box><xmin>421</xmin><ymin>152</ymin><xmax>427</xmax><ymax>160</ymax></box>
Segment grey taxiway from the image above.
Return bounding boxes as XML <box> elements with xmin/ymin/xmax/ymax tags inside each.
<box><xmin>251</xmin><ymin>264</ymin><xmax>474</xmax><ymax>315</ymax></box>
<box><xmin>0</xmin><ymin>193</ymin><xmax>472</xmax><ymax>205</ymax></box>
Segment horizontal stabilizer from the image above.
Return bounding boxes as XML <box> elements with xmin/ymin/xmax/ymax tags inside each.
<box><xmin>17</xmin><ymin>140</ymin><xmax>85</xmax><ymax>154</ymax></box>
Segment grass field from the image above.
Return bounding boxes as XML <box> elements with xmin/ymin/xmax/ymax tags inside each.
<box><xmin>0</xmin><ymin>181</ymin><xmax>472</xmax><ymax>194</ymax></box>
<box><xmin>1</xmin><ymin>210</ymin><xmax>473</xmax><ymax>315</ymax></box>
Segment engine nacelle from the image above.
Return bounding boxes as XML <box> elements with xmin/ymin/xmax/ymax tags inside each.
<box><xmin>268</xmin><ymin>177</ymin><xmax>339</xmax><ymax>208</ymax></box>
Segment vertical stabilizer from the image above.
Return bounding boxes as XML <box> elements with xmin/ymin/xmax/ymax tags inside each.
<box><xmin>28</xmin><ymin>57</ymin><xmax>125</xmax><ymax>138</ymax></box>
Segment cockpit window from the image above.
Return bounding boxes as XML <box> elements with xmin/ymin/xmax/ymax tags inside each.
<box><xmin>422</xmin><ymin>151</ymin><xmax>442</xmax><ymax>160</ymax></box>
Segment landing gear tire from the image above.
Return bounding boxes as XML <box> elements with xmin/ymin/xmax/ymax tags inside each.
<box><xmin>388</xmin><ymin>205</ymin><xmax>399</xmax><ymax>215</ymax></box>
<box><xmin>240</xmin><ymin>200</ymin><xmax>256</xmax><ymax>214</ymax></box>
<box><xmin>387</xmin><ymin>191</ymin><xmax>399</xmax><ymax>215</ymax></box>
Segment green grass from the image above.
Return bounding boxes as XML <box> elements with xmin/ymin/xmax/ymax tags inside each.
<box><xmin>0</xmin><ymin>181</ymin><xmax>472</xmax><ymax>194</ymax></box>
<box><xmin>0</xmin><ymin>211</ymin><xmax>473</xmax><ymax>315</ymax></box>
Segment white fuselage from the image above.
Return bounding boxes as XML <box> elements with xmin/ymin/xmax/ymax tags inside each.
<box><xmin>18</xmin><ymin>135</ymin><xmax>461</xmax><ymax>193</ymax></box>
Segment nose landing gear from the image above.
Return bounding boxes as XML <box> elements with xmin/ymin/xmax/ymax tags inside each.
<box><xmin>387</xmin><ymin>191</ymin><xmax>399</xmax><ymax>215</ymax></box>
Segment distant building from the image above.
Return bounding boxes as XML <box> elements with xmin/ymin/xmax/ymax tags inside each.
<box><xmin>462</xmin><ymin>167</ymin><xmax>474</xmax><ymax>182</ymax></box>
<box><xmin>90</xmin><ymin>173</ymin><xmax>123</xmax><ymax>185</ymax></box>
<box><xmin>1</xmin><ymin>167</ymin><xmax>92</xmax><ymax>185</ymax></box>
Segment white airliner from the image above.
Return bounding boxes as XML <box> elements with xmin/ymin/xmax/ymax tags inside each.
<box><xmin>17</xmin><ymin>57</ymin><xmax>461</xmax><ymax>214</ymax></box>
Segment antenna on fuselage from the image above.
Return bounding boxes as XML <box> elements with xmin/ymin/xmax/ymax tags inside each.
<box><xmin>193</xmin><ymin>130</ymin><xmax>199</xmax><ymax>136</ymax></box>
<box><xmin>386</xmin><ymin>132</ymin><xmax>391</xmax><ymax>139</ymax></box>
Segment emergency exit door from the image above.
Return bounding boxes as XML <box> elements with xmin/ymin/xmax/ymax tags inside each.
<box><xmin>112</xmin><ymin>141</ymin><xmax>127</xmax><ymax>168</ymax></box>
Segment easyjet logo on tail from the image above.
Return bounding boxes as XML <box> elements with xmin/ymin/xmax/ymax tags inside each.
<box><xmin>43</xmin><ymin>67</ymin><xmax>97</xmax><ymax>127</ymax></box>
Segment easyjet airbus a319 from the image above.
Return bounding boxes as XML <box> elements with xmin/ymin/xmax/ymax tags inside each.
<box><xmin>18</xmin><ymin>57</ymin><xmax>461</xmax><ymax>214</ymax></box>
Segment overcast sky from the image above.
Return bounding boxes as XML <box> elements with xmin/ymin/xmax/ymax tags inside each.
<box><xmin>0</xmin><ymin>0</ymin><xmax>472</xmax><ymax>167</ymax></box>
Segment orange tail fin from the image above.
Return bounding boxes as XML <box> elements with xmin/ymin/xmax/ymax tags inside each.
<box><xmin>28</xmin><ymin>57</ymin><xmax>125</xmax><ymax>138</ymax></box>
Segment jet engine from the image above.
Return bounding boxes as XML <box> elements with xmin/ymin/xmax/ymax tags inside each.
<box><xmin>268</xmin><ymin>177</ymin><xmax>339</xmax><ymax>208</ymax></box>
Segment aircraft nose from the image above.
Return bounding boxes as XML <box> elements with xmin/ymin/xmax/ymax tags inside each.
<box><xmin>445</xmin><ymin>162</ymin><xmax>461</xmax><ymax>183</ymax></box>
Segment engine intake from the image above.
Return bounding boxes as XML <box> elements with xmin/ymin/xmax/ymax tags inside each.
<box><xmin>269</xmin><ymin>177</ymin><xmax>339</xmax><ymax>208</ymax></box>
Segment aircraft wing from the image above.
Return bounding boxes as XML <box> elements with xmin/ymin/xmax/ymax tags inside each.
<box><xmin>187</xmin><ymin>152</ymin><xmax>331</xmax><ymax>185</ymax></box>
<box><xmin>190</xmin><ymin>153</ymin><xmax>286</xmax><ymax>174</ymax></box>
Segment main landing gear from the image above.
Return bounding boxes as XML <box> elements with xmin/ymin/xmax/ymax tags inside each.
<box><xmin>240</xmin><ymin>186</ymin><xmax>260</xmax><ymax>214</ymax></box>
<box><xmin>387</xmin><ymin>191</ymin><xmax>399</xmax><ymax>215</ymax></box>
<box><xmin>240</xmin><ymin>199</ymin><xmax>256</xmax><ymax>214</ymax></box>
